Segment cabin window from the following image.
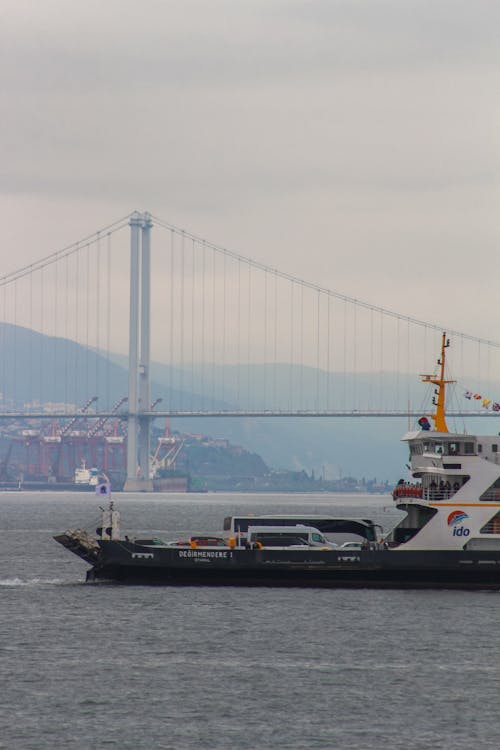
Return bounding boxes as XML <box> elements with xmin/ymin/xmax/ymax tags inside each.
<box><xmin>410</xmin><ymin>443</ymin><xmax>423</xmax><ymax>455</ymax></box>
<box><xmin>447</xmin><ymin>442</ymin><xmax>459</xmax><ymax>455</ymax></box>
<box><xmin>479</xmin><ymin>511</ymin><xmax>500</xmax><ymax>533</ymax></box>
<box><xmin>434</xmin><ymin>443</ymin><xmax>444</xmax><ymax>455</ymax></box>
<box><xmin>312</xmin><ymin>533</ymin><xmax>324</xmax><ymax>543</ymax></box>
<box><xmin>479</xmin><ymin>479</ymin><xmax>500</xmax><ymax>502</ymax></box>
<box><xmin>478</xmin><ymin>444</ymin><xmax>482</xmax><ymax>453</ymax></box>
<box><xmin>464</xmin><ymin>442</ymin><xmax>475</xmax><ymax>454</ymax></box>
<box><xmin>493</xmin><ymin>445</ymin><xmax>498</xmax><ymax>453</ymax></box>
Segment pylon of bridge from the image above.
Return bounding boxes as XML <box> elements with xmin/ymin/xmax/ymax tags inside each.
<box><xmin>123</xmin><ymin>211</ymin><xmax>154</xmax><ymax>492</ymax></box>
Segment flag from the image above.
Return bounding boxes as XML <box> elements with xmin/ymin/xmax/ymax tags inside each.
<box><xmin>95</xmin><ymin>482</ymin><xmax>111</xmax><ymax>496</ymax></box>
<box><xmin>482</xmin><ymin>398</ymin><xmax>491</xmax><ymax>409</ymax></box>
<box><xmin>493</xmin><ymin>403</ymin><xmax>500</xmax><ymax>412</ymax></box>
<box><xmin>464</xmin><ymin>391</ymin><xmax>472</xmax><ymax>400</ymax></box>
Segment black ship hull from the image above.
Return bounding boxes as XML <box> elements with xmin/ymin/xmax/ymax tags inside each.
<box><xmin>84</xmin><ymin>541</ymin><xmax>500</xmax><ymax>589</ymax></box>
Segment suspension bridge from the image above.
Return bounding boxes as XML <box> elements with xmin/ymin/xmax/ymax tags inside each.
<box><xmin>0</xmin><ymin>210</ymin><xmax>499</xmax><ymax>490</ymax></box>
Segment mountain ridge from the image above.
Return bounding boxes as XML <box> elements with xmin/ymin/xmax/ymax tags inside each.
<box><xmin>0</xmin><ymin>322</ymin><xmax>494</xmax><ymax>480</ymax></box>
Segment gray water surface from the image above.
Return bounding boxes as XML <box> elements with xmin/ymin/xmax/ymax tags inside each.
<box><xmin>1</xmin><ymin>492</ymin><xmax>499</xmax><ymax>749</ymax></box>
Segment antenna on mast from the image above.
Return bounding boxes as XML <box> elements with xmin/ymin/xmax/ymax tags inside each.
<box><xmin>421</xmin><ymin>332</ymin><xmax>455</xmax><ymax>433</ymax></box>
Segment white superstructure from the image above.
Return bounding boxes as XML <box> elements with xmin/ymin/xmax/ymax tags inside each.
<box><xmin>386</xmin><ymin>334</ymin><xmax>500</xmax><ymax>551</ymax></box>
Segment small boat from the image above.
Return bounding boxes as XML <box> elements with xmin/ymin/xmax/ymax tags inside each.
<box><xmin>74</xmin><ymin>459</ymin><xmax>100</xmax><ymax>486</ymax></box>
<box><xmin>54</xmin><ymin>334</ymin><xmax>500</xmax><ymax>588</ymax></box>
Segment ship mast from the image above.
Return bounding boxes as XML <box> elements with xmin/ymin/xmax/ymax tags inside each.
<box><xmin>421</xmin><ymin>332</ymin><xmax>455</xmax><ymax>433</ymax></box>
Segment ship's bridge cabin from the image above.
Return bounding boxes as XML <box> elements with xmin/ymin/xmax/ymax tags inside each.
<box><xmin>393</xmin><ymin>430</ymin><xmax>500</xmax><ymax>507</ymax></box>
<box><xmin>392</xmin><ymin>431</ymin><xmax>475</xmax><ymax>504</ymax></box>
<box><xmin>405</xmin><ymin>431</ymin><xmax>477</xmax><ymax>461</ymax></box>
<box><xmin>405</xmin><ymin>431</ymin><xmax>500</xmax><ymax>464</ymax></box>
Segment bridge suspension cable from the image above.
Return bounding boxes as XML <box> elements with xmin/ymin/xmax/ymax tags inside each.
<box><xmin>151</xmin><ymin>213</ymin><xmax>500</xmax><ymax>350</ymax></box>
<box><xmin>0</xmin><ymin>210</ymin><xmax>498</xmax><ymax>425</ymax></box>
<box><xmin>0</xmin><ymin>214</ymin><xmax>131</xmax><ymax>287</ymax></box>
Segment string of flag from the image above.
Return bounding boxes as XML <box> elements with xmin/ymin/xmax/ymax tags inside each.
<box><xmin>463</xmin><ymin>390</ymin><xmax>500</xmax><ymax>411</ymax></box>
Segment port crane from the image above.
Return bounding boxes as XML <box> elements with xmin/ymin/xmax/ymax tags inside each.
<box><xmin>149</xmin><ymin>418</ymin><xmax>184</xmax><ymax>479</ymax></box>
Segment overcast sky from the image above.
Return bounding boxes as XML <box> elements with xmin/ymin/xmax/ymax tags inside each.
<box><xmin>1</xmin><ymin>0</ymin><xmax>499</xmax><ymax>345</ymax></box>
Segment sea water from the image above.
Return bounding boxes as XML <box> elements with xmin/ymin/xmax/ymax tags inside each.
<box><xmin>1</xmin><ymin>492</ymin><xmax>499</xmax><ymax>750</ymax></box>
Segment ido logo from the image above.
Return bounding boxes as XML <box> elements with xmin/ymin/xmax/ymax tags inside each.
<box><xmin>447</xmin><ymin>510</ymin><xmax>470</xmax><ymax>537</ymax></box>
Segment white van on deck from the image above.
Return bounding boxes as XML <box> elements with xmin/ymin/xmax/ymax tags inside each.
<box><xmin>245</xmin><ymin>525</ymin><xmax>337</xmax><ymax>549</ymax></box>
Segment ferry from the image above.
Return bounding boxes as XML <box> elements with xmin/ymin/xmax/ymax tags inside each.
<box><xmin>54</xmin><ymin>334</ymin><xmax>500</xmax><ymax>588</ymax></box>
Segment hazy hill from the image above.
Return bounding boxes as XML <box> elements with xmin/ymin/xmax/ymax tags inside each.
<box><xmin>1</xmin><ymin>322</ymin><xmax>495</xmax><ymax>481</ymax></box>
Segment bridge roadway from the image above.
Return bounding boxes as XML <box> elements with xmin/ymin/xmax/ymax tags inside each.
<box><xmin>0</xmin><ymin>410</ymin><xmax>497</xmax><ymax>419</ymax></box>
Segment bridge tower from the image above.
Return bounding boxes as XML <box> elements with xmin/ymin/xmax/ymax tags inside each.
<box><xmin>124</xmin><ymin>211</ymin><xmax>154</xmax><ymax>491</ymax></box>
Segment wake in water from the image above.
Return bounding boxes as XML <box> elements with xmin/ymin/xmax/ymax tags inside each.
<box><xmin>0</xmin><ymin>576</ymin><xmax>67</xmax><ymax>586</ymax></box>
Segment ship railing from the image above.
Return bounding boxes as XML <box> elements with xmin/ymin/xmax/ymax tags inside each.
<box><xmin>393</xmin><ymin>485</ymin><xmax>464</xmax><ymax>503</ymax></box>
<box><xmin>392</xmin><ymin>484</ymin><xmax>423</xmax><ymax>501</ymax></box>
<box><xmin>424</xmin><ymin>488</ymin><xmax>464</xmax><ymax>502</ymax></box>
